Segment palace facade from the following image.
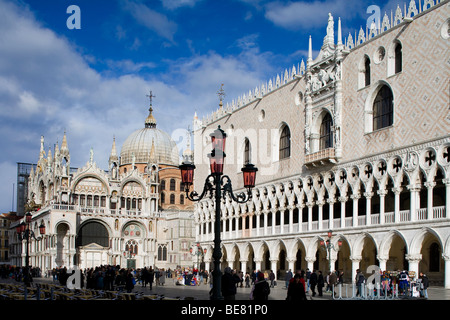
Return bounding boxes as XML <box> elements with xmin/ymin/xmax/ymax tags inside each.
<box><xmin>193</xmin><ymin>1</ymin><xmax>450</xmax><ymax>287</ymax></box>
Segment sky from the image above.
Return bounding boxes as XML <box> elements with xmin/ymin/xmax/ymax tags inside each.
<box><xmin>0</xmin><ymin>0</ymin><xmax>401</xmax><ymax>213</ymax></box>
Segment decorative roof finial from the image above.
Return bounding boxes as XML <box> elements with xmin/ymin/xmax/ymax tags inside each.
<box><xmin>145</xmin><ymin>91</ymin><xmax>157</xmax><ymax>128</ymax></box>
<box><xmin>217</xmin><ymin>83</ymin><xmax>225</xmax><ymax>108</ymax></box>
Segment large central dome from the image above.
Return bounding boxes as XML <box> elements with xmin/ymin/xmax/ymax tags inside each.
<box><xmin>120</xmin><ymin>107</ymin><xmax>179</xmax><ymax>166</ymax></box>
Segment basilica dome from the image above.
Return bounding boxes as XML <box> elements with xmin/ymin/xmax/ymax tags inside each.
<box><xmin>120</xmin><ymin>107</ymin><xmax>179</xmax><ymax>166</ymax></box>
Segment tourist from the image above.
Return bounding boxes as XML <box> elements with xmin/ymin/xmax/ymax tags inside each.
<box><xmin>269</xmin><ymin>270</ymin><xmax>275</xmax><ymax>288</ymax></box>
<box><xmin>317</xmin><ymin>270</ymin><xmax>324</xmax><ymax>296</ymax></box>
<box><xmin>285</xmin><ymin>269</ymin><xmax>293</xmax><ymax>288</ymax></box>
<box><xmin>125</xmin><ymin>270</ymin><xmax>135</xmax><ymax>293</ymax></box>
<box><xmin>356</xmin><ymin>269</ymin><xmax>365</xmax><ymax>297</ymax></box>
<box><xmin>286</xmin><ymin>273</ymin><xmax>307</xmax><ymax>301</ymax></box>
<box><xmin>306</xmin><ymin>268</ymin><xmax>311</xmax><ymax>293</ymax></box>
<box><xmin>329</xmin><ymin>270</ymin><xmax>338</xmax><ymax>296</ymax></box>
<box><xmin>251</xmin><ymin>272</ymin><xmax>270</xmax><ymax>300</ymax></box>
<box><xmin>419</xmin><ymin>272</ymin><xmax>429</xmax><ymax>299</ymax></box>
<box><xmin>221</xmin><ymin>267</ymin><xmax>240</xmax><ymax>300</ymax></box>
<box><xmin>309</xmin><ymin>270</ymin><xmax>318</xmax><ymax>297</ymax></box>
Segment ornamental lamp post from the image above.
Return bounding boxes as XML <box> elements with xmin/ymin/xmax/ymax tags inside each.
<box><xmin>319</xmin><ymin>230</ymin><xmax>342</xmax><ymax>273</ymax></box>
<box><xmin>179</xmin><ymin>124</ymin><xmax>258</xmax><ymax>300</ymax></box>
<box><xmin>16</xmin><ymin>212</ymin><xmax>46</xmax><ymax>287</ymax></box>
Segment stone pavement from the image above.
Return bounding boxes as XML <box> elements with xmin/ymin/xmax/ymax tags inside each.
<box><xmin>11</xmin><ymin>276</ymin><xmax>449</xmax><ymax>301</ymax></box>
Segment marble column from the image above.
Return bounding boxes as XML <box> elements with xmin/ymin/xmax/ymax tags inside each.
<box><xmin>406</xmin><ymin>254</ymin><xmax>422</xmax><ymax>280</ymax></box>
<box><xmin>307</xmin><ymin>202</ymin><xmax>314</xmax><ymax>231</ymax></box>
<box><xmin>364</xmin><ymin>192</ymin><xmax>373</xmax><ymax>226</ymax></box>
<box><xmin>424</xmin><ymin>182</ymin><xmax>436</xmax><ymax>220</ymax></box>
<box><xmin>351</xmin><ymin>194</ymin><xmax>360</xmax><ymax>227</ymax></box>
<box><xmin>270</xmin><ymin>259</ymin><xmax>278</xmax><ymax>280</ymax></box>
<box><xmin>339</xmin><ymin>196</ymin><xmax>347</xmax><ymax>228</ymax></box>
<box><xmin>327</xmin><ymin>198</ymin><xmax>335</xmax><ymax>229</ymax></box>
<box><xmin>378</xmin><ymin>189</ymin><xmax>387</xmax><ymax>224</ymax></box>
<box><xmin>393</xmin><ymin>187</ymin><xmax>402</xmax><ymax>223</ymax></box>
<box><xmin>443</xmin><ymin>254</ymin><xmax>450</xmax><ymax>289</ymax></box>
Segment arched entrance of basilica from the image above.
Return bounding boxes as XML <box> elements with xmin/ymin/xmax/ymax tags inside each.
<box><xmin>75</xmin><ymin>221</ymin><xmax>110</xmax><ymax>269</ymax></box>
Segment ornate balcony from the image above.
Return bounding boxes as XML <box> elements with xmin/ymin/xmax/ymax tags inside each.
<box><xmin>305</xmin><ymin>148</ymin><xmax>337</xmax><ymax>167</ymax></box>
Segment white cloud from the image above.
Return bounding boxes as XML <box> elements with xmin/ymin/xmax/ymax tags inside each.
<box><xmin>121</xmin><ymin>0</ymin><xmax>177</xmax><ymax>42</ymax></box>
<box><xmin>0</xmin><ymin>0</ymin><xmax>276</xmax><ymax>213</ymax></box>
<box><xmin>160</xmin><ymin>0</ymin><xmax>203</xmax><ymax>10</ymax></box>
<box><xmin>264</xmin><ymin>0</ymin><xmax>368</xmax><ymax>30</ymax></box>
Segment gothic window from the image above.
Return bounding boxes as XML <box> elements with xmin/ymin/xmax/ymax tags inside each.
<box><xmin>244</xmin><ymin>138</ymin><xmax>251</xmax><ymax>164</ymax></box>
<box><xmin>158</xmin><ymin>245</ymin><xmax>167</xmax><ymax>261</ymax></box>
<box><xmin>170</xmin><ymin>193</ymin><xmax>175</xmax><ymax>204</ymax></box>
<box><xmin>160</xmin><ymin>179</ymin><xmax>166</xmax><ymax>190</ymax></box>
<box><xmin>279</xmin><ymin>125</ymin><xmax>291</xmax><ymax>160</ymax></box>
<box><xmin>170</xmin><ymin>178</ymin><xmax>176</xmax><ymax>191</ymax></box>
<box><xmin>319</xmin><ymin>112</ymin><xmax>333</xmax><ymax>150</ymax></box>
<box><xmin>365</xmin><ymin>57</ymin><xmax>371</xmax><ymax>87</ymax></box>
<box><xmin>394</xmin><ymin>43</ymin><xmax>402</xmax><ymax>74</ymax></box>
<box><xmin>373</xmin><ymin>85</ymin><xmax>394</xmax><ymax>130</ymax></box>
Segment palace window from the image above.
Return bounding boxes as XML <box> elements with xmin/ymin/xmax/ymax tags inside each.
<box><xmin>160</xmin><ymin>179</ymin><xmax>166</xmax><ymax>190</ymax></box>
<box><xmin>244</xmin><ymin>138</ymin><xmax>251</xmax><ymax>164</ymax></box>
<box><xmin>319</xmin><ymin>112</ymin><xmax>333</xmax><ymax>150</ymax></box>
<box><xmin>394</xmin><ymin>43</ymin><xmax>402</xmax><ymax>74</ymax></box>
<box><xmin>279</xmin><ymin>125</ymin><xmax>291</xmax><ymax>160</ymax></box>
<box><xmin>170</xmin><ymin>178</ymin><xmax>176</xmax><ymax>191</ymax></box>
<box><xmin>373</xmin><ymin>85</ymin><xmax>394</xmax><ymax>130</ymax></box>
<box><xmin>170</xmin><ymin>193</ymin><xmax>175</xmax><ymax>204</ymax></box>
<box><xmin>365</xmin><ymin>57</ymin><xmax>371</xmax><ymax>87</ymax></box>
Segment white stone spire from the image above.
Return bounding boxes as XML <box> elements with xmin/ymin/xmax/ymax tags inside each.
<box><xmin>308</xmin><ymin>35</ymin><xmax>313</xmax><ymax>62</ymax></box>
<box><xmin>337</xmin><ymin>17</ymin><xmax>343</xmax><ymax>47</ymax></box>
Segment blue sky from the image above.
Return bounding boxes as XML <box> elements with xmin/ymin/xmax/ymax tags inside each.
<box><xmin>0</xmin><ymin>0</ymin><xmax>399</xmax><ymax>213</ymax></box>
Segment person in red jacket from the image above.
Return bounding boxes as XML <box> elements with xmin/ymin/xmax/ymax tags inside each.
<box><xmin>286</xmin><ymin>273</ymin><xmax>307</xmax><ymax>301</ymax></box>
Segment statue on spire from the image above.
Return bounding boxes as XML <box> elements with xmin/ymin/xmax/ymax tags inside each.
<box><xmin>324</xmin><ymin>13</ymin><xmax>335</xmax><ymax>47</ymax></box>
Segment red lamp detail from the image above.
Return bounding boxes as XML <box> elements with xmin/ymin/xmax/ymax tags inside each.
<box><xmin>179</xmin><ymin>162</ymin><xmax>196</xmax><ymax>187</ymax></box>
<box><xmin>327</xmin><ymin>230</ymin><xmax>333</xmax><ymax>238</ymax></box>
<box><xmin>241</xmin><ymin>163</ymin><xmax>258</xmax><ymax>189</ymax></box>
<box><xmin>39</xmin><ymin>222</ymin><xmax>46</xmax><ymax>235</ymax></box>
<box><xmin>210</xmin><ymin>126</ymin><xmax>227</xmax><ymax>153</ymax></box>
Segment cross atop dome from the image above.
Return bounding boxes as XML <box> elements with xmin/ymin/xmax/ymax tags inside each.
<box><xmin>147</xmin><ymin>90</ymin><xmax>156</xmax><ymax>106</ymax></box>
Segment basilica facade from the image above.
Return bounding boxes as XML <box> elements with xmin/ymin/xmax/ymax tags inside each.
<box><xmin>10</xmin><ymin>103</ymin><xmax>196</xmax><ymax>271</ymax></box>
<box><xmin>193</xmin><ymin>1</ymin><xmax>450</xmax><ymax>287</ymax></box>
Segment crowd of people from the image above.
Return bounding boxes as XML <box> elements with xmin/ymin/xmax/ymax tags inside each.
<box><xmin>0</xmin><ymin>264</ymin><xmax>431</xmax><ymax>300</ymax></box>
<box><xmin>354</xmin><ymin>268</ymin><xmax>430</xmax><ymax>299</ymax></box>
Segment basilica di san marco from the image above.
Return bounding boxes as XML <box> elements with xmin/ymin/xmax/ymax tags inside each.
<box><xmin>9</xmin><ymin>101</ymin><xmax>197</xmax><ymax>272</ymax></box>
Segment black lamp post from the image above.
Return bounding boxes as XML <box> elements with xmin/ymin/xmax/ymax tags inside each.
<box><xmin>16</xmin><ymin>212</ymin><xmax>46</xmax><ymax>286</ymax></box>
<box><xmin>179</xmin><ymin>125</ymin><xmax>258</xmax><ymax>300</ymax></box>
<box><xmin>319</xmin><ymin>230</ymin><xmax>342</xmax><ymax>272</ymax></box>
